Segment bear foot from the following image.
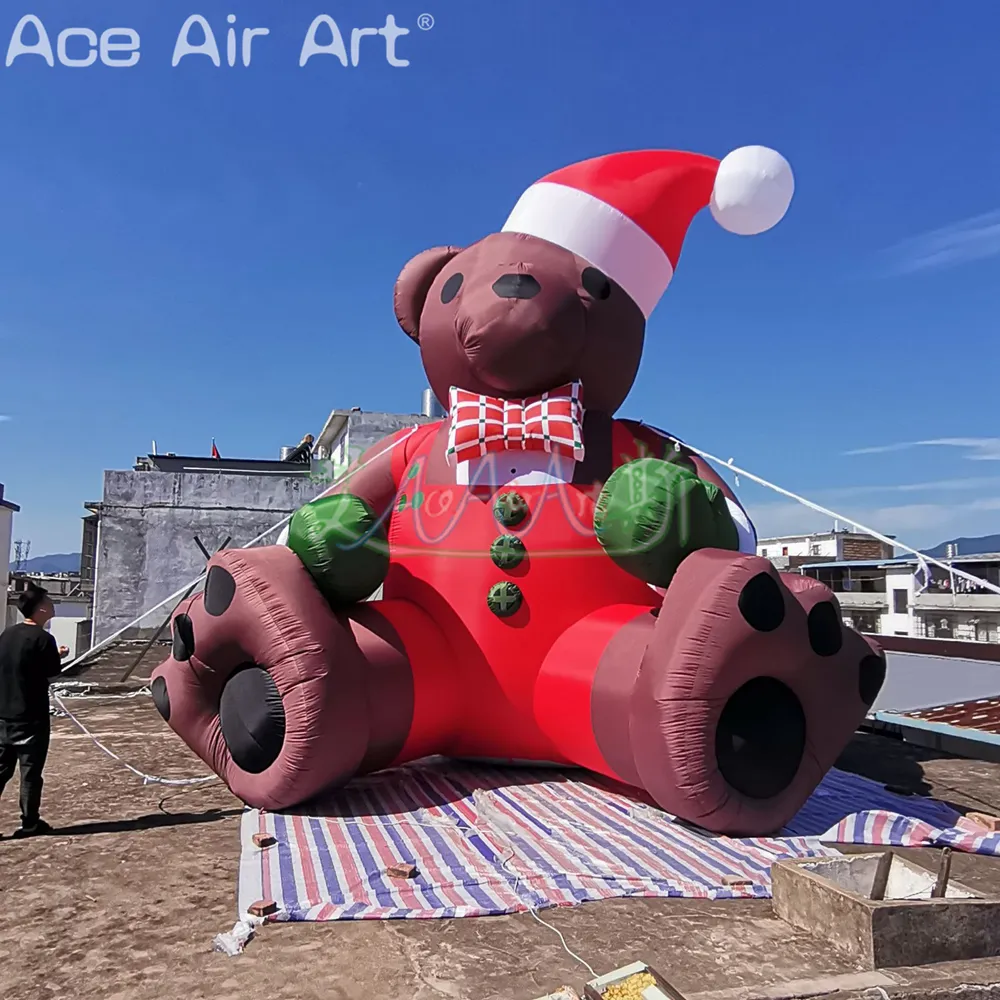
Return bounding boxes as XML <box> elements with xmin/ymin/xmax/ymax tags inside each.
<box><xmin>629</xmin><ymin>549</ymin><xmax>885</xmax><ymax>835</ymax></box>
<box><xmin>150</xmin><ymin>547</ymin><xmax>372</xmax><ymax>810</ymax></box>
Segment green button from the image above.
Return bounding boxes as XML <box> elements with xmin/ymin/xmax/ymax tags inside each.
<box><xmin>487</xmin><ymin>581</ymin><xmax>523</xmax><ymax>618</ymax></box>
<box><xmin>493</xmin><ymin>491</ymin><xmax>529</xmax><ymax>528</ymax></box>
<box><xmin>490</xmin><ymin>535</ymin><xmax>526</xmax><ymax>570</ymax></box>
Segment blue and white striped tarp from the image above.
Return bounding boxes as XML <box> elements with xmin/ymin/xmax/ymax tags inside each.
<box><xmin>237</xmin><ymin>761</ymin><xmax>999</xmax><ymax>921</ymax></box>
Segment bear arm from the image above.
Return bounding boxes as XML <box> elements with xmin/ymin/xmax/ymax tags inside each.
<box><xmin>616</xmin><ymin>419</ymin><xmax>757</xmax><ymax>554</ymax></box>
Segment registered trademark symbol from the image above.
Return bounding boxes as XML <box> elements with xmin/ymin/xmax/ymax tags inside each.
<box><xmin>417</xmin><ymin>13</ymin><xmax>435</xmax><ymax>30</ymax></box>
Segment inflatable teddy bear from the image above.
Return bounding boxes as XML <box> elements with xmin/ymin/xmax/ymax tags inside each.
<box><xmin>151</xmin><ymin>145</ymin><xmax>886</xmax><ymax>835</ymax></box>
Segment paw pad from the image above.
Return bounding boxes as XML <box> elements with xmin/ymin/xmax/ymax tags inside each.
<box><xmin>859</xmin><ymin>653</ymin><xmax>887</xmax><ymax>706</ymax></box>
<box><xmin>218</xmin><ymin>664</ymin><xmax>286</xmax><ymax>774</ymax></box>
<box><xmin>204</xmin><ymin>566</ymin><xmax>236</xmax><ymax>616</ymax></box>
<box><xmin>151</xmin><ymin>676</ymin><xmax>171</xmax><ymax>722</ymax></box>
<box><xmin>715</xmin><ymin>677</ymin><xmax>806</xmax><ymax>799</ymax></box>
<box><xmin>807</xmin><ymin>601</ymin><xmax>843</xmax><ymax>657</ymax></box>
<box><xmin>738</xmin><ymin>572</ymin><xmax>785</xmax><ymax>632</ymax></box>
<box><xmin>171</xmin><ymin>613</ymin><xmax>195</xmax><ymax>662</ymax></box>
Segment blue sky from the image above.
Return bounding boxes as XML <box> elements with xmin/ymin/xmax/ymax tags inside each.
<box><xmin>1</xmin><ymin>0</ymin><xmax>998</xmax><ymax>555</ymax></box>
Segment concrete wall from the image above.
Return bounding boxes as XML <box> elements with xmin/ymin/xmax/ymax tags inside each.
<box><xmin>92</xmin><ymin>410</ymin><xmax>438</xmax><ymax>643</ymax></box>
<box><xmin>347</xmin><ymin>410</ymin><xmax>432</xmax><ymax>455</ymax></box>
<box><xmin>0</xmin><ymin>506</ymin><xmax>12</xmax><ymax>589</ymax></box>
<box><xmin>309</xmin><ymin>411</ymin><xmax>437</xmax><ymax>492</ymax></box>
<box><xmin>759</xmin><ymin>535</ymin><xmax>839</xmax><ymax>559</ymax></box>
<box><xmin>93</xmin><ymin>468</ymin><xmax>315</xmax><ymax>642</ymax></box>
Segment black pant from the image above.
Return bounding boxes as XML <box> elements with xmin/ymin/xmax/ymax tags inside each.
<box><xmin>0</xmin><ymin>719</ymin><xmax>50</xmax><ymax>828</ymax></box>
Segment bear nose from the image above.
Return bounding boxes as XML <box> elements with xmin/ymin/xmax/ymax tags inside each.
<box><xmin>492</xmin><ymin>274</ymin><xmax>541</xmax><ymax>299</ymax></box>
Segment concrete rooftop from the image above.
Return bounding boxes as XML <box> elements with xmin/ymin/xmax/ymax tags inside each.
<box><xmin>3</xmin><ymin>647</ymin><xmax>1000</xmax><ymax>1000</ymax></box>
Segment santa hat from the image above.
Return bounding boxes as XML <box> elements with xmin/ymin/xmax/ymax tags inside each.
<box><xmin>501</xmin><ymin>146</ymin><xmax>794</xmax><ymax>319</ymax></box>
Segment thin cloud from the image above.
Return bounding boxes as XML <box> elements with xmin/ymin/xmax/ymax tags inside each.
<box><xmin>883</xmin><ymin>209</ymin><xmax>1000</xmax><ymax>275</ymax></box>
<box><xmin>844</xmin><ymin>438</ymin><xmax>1000</xmax><ymax>461</ymax></box>
<box><xmin>747</xmin><ymin>497</ymin><xmax>1000</xmax><ymax>543</ymax></box>
<box><xmin>0</xmin><ymin>415</ymin><xmax>10</xmax><ymax>422</ymax></box>
<box><xmin>821</xmin><ymin>475</ymin><xmax>1000</xmax><ymax>499</ymax></box>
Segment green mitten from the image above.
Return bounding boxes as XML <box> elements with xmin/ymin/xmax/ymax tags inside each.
<box><xmin>593</xmin><ymin>458</ymin><xmax>739</xmax><ymax>587</ymax></box>
<box><xmin>287</xmin><ymin>493</ymin><xmax>389</xmax><ymax>607</ymax></box>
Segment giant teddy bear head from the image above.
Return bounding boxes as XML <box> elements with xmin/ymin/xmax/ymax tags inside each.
<box><xmin>394</xmin><ymin>145</ymin><xmax>796</xmax><ymax>417</ymax></box>
<box><xmin>394</xmin><ymin>232</ymin><xmax>645</xmax><ymax>416</ymax></box>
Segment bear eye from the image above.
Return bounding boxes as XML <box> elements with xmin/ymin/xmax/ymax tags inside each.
<box><xmin>440</xmin><ymin>272</ymin><xmax>464</xmax><ymax>304</ymax></box>
<box><xmin>582</xmin><ymin>267</ymin><xmax>611</xmax><ymax>300</ymax></box>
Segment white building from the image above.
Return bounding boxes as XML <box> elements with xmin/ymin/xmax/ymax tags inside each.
<box><xmin>0</xmin><ymin>483</ymin><xmax>20</xmax><ymax>592</ymax></box>
<box><xmin>800</xmin><ymin>553</ymin><xmax>1000</xmax><ymax>643</ymax></box>
<box><xmin>757</xmin><ymin>530</ymin><xmax>894</xmax><ymax>569</ymax></box>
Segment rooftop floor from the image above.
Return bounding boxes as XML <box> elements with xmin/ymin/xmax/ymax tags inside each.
<box><xmin>4</xmin><ymin>648</ymin><xmax>1000</xmax><ymax>999</ymax></box>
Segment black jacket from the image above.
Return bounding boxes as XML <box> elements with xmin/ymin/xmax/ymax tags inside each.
<box><xmin>0</xmin><ymin>623</ymin><xmax>62</xmax><ymax>722</ymax></box>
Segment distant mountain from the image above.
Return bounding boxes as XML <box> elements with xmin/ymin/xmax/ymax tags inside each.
<box><xmin>922</xmin><ymin>535</ymin><xmax>1000</xmax><ymax>559</ymax></box>
<box><xmin>20</xmin><ymin>553</ymin><xmax>81</xmax><ymax>574</ymax></box>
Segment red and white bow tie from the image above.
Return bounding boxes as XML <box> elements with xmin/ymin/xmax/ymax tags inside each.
<box><xmin>446</xmin><ymin>382</ymin><xmax>586</xmax><ymax>465</ymax></box>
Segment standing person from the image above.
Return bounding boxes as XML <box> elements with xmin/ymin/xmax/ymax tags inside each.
<box><xmin>0</xmin><ymin>583</ymin><xmax>69</xmax><ymax>838</ymax></box>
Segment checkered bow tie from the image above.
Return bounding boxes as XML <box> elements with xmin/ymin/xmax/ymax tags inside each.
<box><xmin>446</xmin><ymin>382</ymin><xmax>586</xmax><ymax>465</ymax></box>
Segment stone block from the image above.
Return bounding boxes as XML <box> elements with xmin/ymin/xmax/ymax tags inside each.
<box><xmin>771</xmin><ymin>853</ymin><xmax>1000</xmax><ymax>969</ymax></box>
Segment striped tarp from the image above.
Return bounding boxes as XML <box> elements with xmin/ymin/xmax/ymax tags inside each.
<box><xmin>237</xmin><ymin>761</ymin><xmax>998</xmax><ymax>921</ymax></box>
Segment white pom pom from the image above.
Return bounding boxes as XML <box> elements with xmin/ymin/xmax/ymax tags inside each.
<box><xmin>709</xmin><ymin>145</ymin><xmax>794</xmax><ymax>236</ymax></box>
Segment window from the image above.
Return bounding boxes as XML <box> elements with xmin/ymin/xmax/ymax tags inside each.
<box><xmin>761</xmin><ymin>548</ymin><xmax>768</xmax><ymax>557</ymax></box>
<box><xmin>810</xmin><ymin>544</ymin><xmax>821</xmax><ymax>556</ymax></box>
<box><xmin>892</xmin><ymin>589</ymin><xmax>908</xmax><ymax>614</ymax></box>
<box><xmin>782</xmin><ymin>547</ymin><xmax>789</xmax><ymax>556</ymax></box>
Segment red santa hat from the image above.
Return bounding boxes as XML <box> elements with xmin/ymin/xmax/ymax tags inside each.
<box><xmin>501</xmin><ymin>146</ymin><xmax>794</xmax><ymax>319</ymax></box>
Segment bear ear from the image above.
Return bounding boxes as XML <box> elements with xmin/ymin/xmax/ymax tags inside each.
<box><xmin>394</xmin><ymin>245</ymin><xmax>463</xmax><ymax>343</ymax></box>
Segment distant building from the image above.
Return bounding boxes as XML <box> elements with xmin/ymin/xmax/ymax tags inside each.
<box><xmin>0</xmin><ymin>483</ymin><xmax>19</xmax><ymax>593</ymax></box>
<box><xmin>6</xmin><ymin>571</ymin><xmax>92</xmax><ymax>657</ymax></box>
<box><xmin>757</xmin><ymin>530</ymin><xmax>895</xmax><ymax>573</ymax></box>
<box><xmin>88</xmin><ymin>401</ymin><xmax>439</xmax><ymax>644</ymax></box>
<box><xmin>800</xmin><ymin>552</ymin><xmax>1000</xmax><ymax>642</ymax></box>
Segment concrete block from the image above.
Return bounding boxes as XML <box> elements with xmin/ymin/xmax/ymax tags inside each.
<box><xmin>771</xmin><ymin>853</ymin><xmax>1000</xmax><ymax>969</ymax></box>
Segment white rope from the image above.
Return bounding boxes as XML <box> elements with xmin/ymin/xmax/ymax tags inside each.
<box><xmin>53</xmin><ymin>694</ymin><xmax>218</xmax><ymax>787</ymax></box>
<box><xmin>470</xmin><ymin>789</ymin><xmax>598</xmax><ymax>976</ymax></box>
<box><xmin>51</xmin><ymin>682</ymin><xmax>152</xmax><ymax>701</ymax></box>
<box><xmin>673</xmin><ymin>437</ymin><xmax>1000</xmax><ymax>598</ymax></box>
<box><xmin>64</xmin><ymin>425</ymin><xmax>420</xmax><ymax>674</ymax></box>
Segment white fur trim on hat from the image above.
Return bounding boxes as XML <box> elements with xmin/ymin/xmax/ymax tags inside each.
<box><xmin>710</xmin><ymin>146</ymin><xmax>795</xmax><ymax>236</ymax></box>
<box><xmin>501</xmin><ymin>182</ymin><xmax>674</xmax><ymax>319</ymax></box>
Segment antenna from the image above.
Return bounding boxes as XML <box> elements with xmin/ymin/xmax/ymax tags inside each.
<box><xmin>12</xmin><ymin>539</ymin><xmax>30</xmax><ymax>573</ymax></box>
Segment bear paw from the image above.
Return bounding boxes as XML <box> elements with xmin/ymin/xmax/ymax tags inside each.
<box><xmin>150</xmin><ymin>547</ymin><xmax>370</xmax><ymax>809</ymax></box>
<box><xmin>629</xmin><ymin>549</ymin><xmax>885</xmax><ymax>835</ymax></box>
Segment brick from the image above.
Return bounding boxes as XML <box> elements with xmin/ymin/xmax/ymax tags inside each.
<box><xmin>252</xmin><ymin>833</ymin><xmax>277</xmax><ymax>849</ymax></box>
<box><xmin>386</xmin><ymin>863</ymin><xmax>419</xmax><ymax>880</ymax></box>
<box><xmin>720</xmin><ymin>875</ymin><xmax>754</xmax><ymax>888</ymax></box>
<box><xmin>966</xmin><ymin>812</ymin><xmax>1000</xmax><ymax>832</ymax></box>
<box><xmin>248</xmin><ymin>899</ymin><xmax>279</xmax><ymax>918</ymax></box>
